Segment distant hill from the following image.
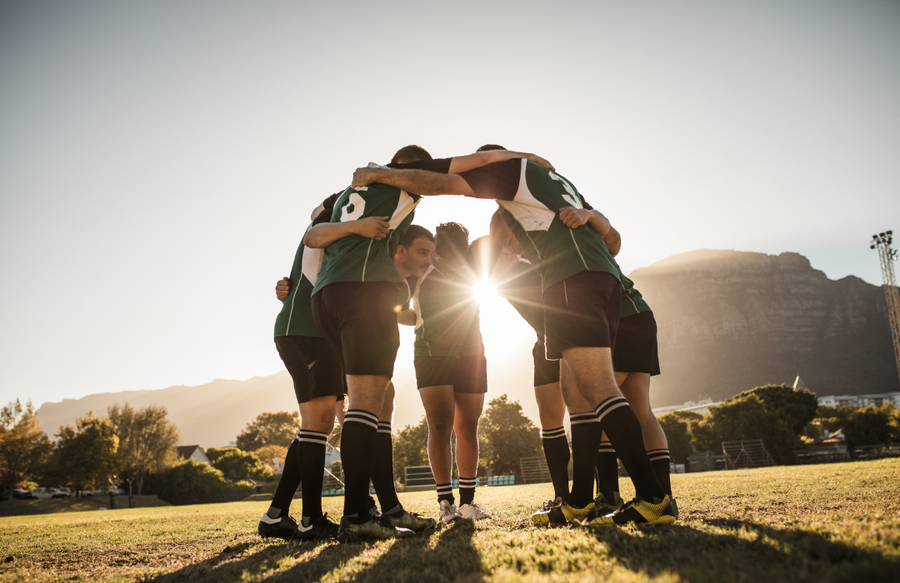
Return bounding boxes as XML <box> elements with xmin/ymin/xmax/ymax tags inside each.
<box><xmin>35</xmin><ymin>249</ymin><xmax>899</xmax><ymax>447</ymax></box>
<box><xmin>631</xmin><ymin>249</ymin><xmax>900</xmax><ymax>406</ymax></box>
<box><xmin>36</xmin><ymin>373</ymin><xmax>299</xmax><ymax>449</ymax></box>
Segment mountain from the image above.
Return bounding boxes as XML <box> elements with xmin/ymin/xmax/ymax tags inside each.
<box><xmin>35</xmin><ymin>373</ymin><xmax>299</xmax><ymax>449</ymax></box>
<box><xmin>630</xmin><ymin>249</ymin><xmax>900</xmax><ymax>407</ymax></box>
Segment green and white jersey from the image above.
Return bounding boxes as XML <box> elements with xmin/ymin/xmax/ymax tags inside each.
<box><xmin>459</xmin><ymin>159</ymin><xmax>622</xmax><ymax>291</ymax></box>
<box><xmin>620</xmin><ymin>273</ymin><xmax>651</xmax><ymax>319</ymax></box>
<box><xmin>273</xmin><ymin>194</ymin><xmax>338</xmax><ymax>338</ymax></box>
<box><xmin>311</xmin><ymin>182</ymin><xmax>419</xmax><ymax>296</ymax></box>
<box><xmin>413</xmin><ymin>265</ymin><xmax>484</xmax><ymax>357</ymax></box>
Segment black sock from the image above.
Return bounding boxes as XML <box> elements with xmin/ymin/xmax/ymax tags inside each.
<box><xmin>568</xmin><ymin>412</ymin><xmax>602</xmax><ymax>508</ymax></box>
<box><xmin>595</xmin><ymin>397</ymin><xmax>664</xmax><ymax>502</ymax></box>
<box><xmin>371</xmin><ymin>422</ymin><xmax>402</xmax><ymax>513</ymax></box>
<box><xmin>341</xmin><ymin>410</ymin><xmax>379</xmax><ymax>523</ymax></box>
<box><xmin>296</xmin><ymin>429</ymin><xmax>328</xmax><ymax>520</ymax></box>
<box><xmin>269</xmin><ymin>438</ymin><xmax>302</xmax><ymax>517</ymax></box>
<box><xmin>647</xmin><ymin>449</ymin><xmax>672</xmax><ymax>496</ymax></box>
<box><xmin>458</xmin><ymin>477</ymin><xmax>476</xmax><ymax>506</ymax></box>
<box><xmin>541</xmin><ymin>426</ymin><xmax>570</xmax><ymax>500</ymax></box>
<box><xmin>437</xmin><ymin>482</ymin><xmax>454</xmax><ymax>505</ymax></box>
<box><xmin>595</xmin><ymin>440</ymin><xmax>619</xmax><ymax>504</ymax></box>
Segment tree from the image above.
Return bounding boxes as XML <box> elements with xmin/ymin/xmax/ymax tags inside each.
<box><xmin>657</xmin><ymin>411</ymin><xmax>700</xmax><ymax>464</ymax></box>
<box><xmin>692</xmin><ymin>394</ymin><xmax>800</xmax><ymax>464</ymax></box>
<box><xmin>392</xmin><ymin>417</ymin><xmax>429</xmax><ymax>485</ymax></box>
<box><xmin>736</xmin><ymin>384</ymin><xmax>818</xmax><ymax>435</ymax></box>
<box><xmin>144</xmin><ymin>459</ymin><xmax>254</xmax><ymax>505</ymax></box>
<box><xmin>52</xmin><ymin>413</ymin><xmax>120</xmax><ymax>491</ymax></box>
<box><xmin>108</xmin><ymin>404</ymin><xmax>180</xmax><ymax>495</ymax></box>
<box><xmin>842</xmin><ymin>405</ymin><xmax>898</xmax><ymax>450</ymax></box>
<box><xmin>206</xmin><ymin>447</ymin><xmax>274</xmax><ymax>482</ymax></box>
<box><xmin>235</xmin><ymin>411</ymin><xmax>302</xmax><ymax>451</ymax></box>
<box><xmin>252</xmin><ymin>444</ymin><xmax>289</xmax><ymax>469</ymax></box>
<box><xmin>478</xmin><ymin>395</ymin><xmax>541</xmax><ymax>480</ymax></box>
<box><xmin>0</xmin><ymin>400</ymin><xmax>52</xmax><ymax>491</ymax></box>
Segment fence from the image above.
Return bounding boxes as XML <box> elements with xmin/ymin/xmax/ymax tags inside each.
<box><xmin>519</xmin><ymin>456</ymin><xmax>552</xmax><ymax>484</ymax></box>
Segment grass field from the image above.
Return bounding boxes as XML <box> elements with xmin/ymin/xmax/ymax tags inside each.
<box><xmin>1</xmin><ymin>459</ymin><xmax>898</xmax><ymax>583</ymax></box>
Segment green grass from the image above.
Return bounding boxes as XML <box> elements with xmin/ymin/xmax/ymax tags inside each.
<box><xmin>1</xmin><ymin>459</ymin><xmax>898</xmax><ymax>583</ymax></box>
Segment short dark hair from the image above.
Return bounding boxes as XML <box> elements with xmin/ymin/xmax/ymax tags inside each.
<box><xmin>399</xmin><ymin>224</ymin><xmax>434</xmax><ymax>248</ymax></box>
<box><xmin>477</xmin><ymin>144</ymin><xmax>507</xmax><ymax>152</ymax></box>
<box><xmin>435</xmin><ymin>222</ymin><xmax>469</xmax><ymax>262</ymax></box>
<box><xmin>391</xmin><ymin>145</ymin><xmax>433</xmax><ymax>164</ymax></box>
<box><xmin>489</xmin><ymin>210</ymin><xmax>506</xmax><ymax>236</ymax></box>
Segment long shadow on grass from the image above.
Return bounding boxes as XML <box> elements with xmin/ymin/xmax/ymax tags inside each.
<box><xmin>590</xmin><ymin>518</ymin><xmax>900</xmax><ymax>582</ymax></box>
<box><xmin>338</xmin><ymin>520</ymin><xmax>483</xmax><ymax>583</ymax></box>
<box><xmin>146</xmin><ymin>537</ymin><xmax>365</xmax><ymax>583</ymax></box>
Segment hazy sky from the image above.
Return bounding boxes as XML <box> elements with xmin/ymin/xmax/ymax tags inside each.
<box><xmin>2</xmin><ymin>0</ymin><xmax>899</xmax><ymax>418</ymax></box>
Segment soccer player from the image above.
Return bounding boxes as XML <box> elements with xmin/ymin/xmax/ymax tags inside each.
<box><xmin>413</xmin><ymin>222</ymin><xmax>490</xmax><ymax>523</ymax></box>
<box><xmin>259</xmin><ymin>193</ymin><xmax>390</xmax><ymax>541</ymax></box>
<box><xmin>351</xmin><ymin>154</ymin><xmax>676</xmax><ymax>526</ymax></box>
<box><xmin>310</xmin><ymin>147</ymin><xmax>551</xmax><ymax>541</ymax></box>
<box><xmin>595</xmin><ymin>274</ymin><xmax>675</xmax><ymax>515</ymax></box>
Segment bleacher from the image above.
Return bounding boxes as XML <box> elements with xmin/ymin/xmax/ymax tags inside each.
<box><xmin>404</xmin><ymin>465</ymin><xmax>437</xmax><ymax>492</ymax></box>
<box><xmin>519</xmin><ymin>456</ymin><xmax>552</xmax><ymax>484</ymax></box>
<box><xmin>721</xmin><ymin>439</ymin><xmax>775</xmax><ymax>469</ymax></box>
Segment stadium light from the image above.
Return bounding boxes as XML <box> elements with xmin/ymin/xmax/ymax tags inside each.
<box><xmin>871</xmin><ymin>230</ymin><xmax>900</xmax><ymax>387</ymax></box>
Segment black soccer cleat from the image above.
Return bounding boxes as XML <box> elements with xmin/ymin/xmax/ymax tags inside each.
<box><xmin>337</xmin><ymin>515</ymin><xmax>415</xmax><ymax>543</ymax></box>
<box><xmin>258</xmin><ymin>512</ymin><xmax>299</xmax><ymax>540</ymax></box>
<box><xmin>294</xmin><ymin>513</ymin><xmax>340</xmax><ymax>541</ymax></box>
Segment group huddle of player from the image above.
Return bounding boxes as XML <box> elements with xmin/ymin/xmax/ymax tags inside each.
<box><xmin>258</xmin><ymin>144</ymin><xmax>677</xmax><ymax>543</ymax></box>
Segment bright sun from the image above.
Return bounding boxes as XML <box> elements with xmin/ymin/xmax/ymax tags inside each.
<box><xmin>472</xmin><ymin>278</ymin><xmax>499</xmax><ymax>307</ymax></box>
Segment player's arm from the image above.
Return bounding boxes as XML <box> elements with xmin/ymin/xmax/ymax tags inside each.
<box><xmin>304</xmin><ymin>215</ymin><xmax>391</xmax><ymax>248</ymax></box>
<box><xmin>352</xmin><ymin>167</ymin><xmax>475</xmax><ymax>197</ymax></box>
<box><xmin>447</xmin><ymin>150</ymin><xmax>554</xmax><ymax>173</ymax></box>
<box><xmin>557</xmin><ymin>207</ymin><xmax>621</xmax><ymax>256</ymax></box>
<box><xmin>397</xmin><ymin>309</ymin><xmax>416</xmax><ymax>326</ymax></box>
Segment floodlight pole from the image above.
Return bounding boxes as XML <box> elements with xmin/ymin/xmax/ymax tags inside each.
<box><xmin>870</xmin><ymin>230</ymin><xmax>900</xmax><ymax>386</ymax></box>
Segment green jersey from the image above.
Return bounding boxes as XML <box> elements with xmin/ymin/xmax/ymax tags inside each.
<box><xmin>311</xmin><ymin>183</ymin><xmax>419</xmax><ymax>296</ymax></box>
<box><xmin>273</xmin><ymin>194</ymin><xmax>338</xmax><ymax>338</ymax></box>
<box><xmin>620</xmin><ymin>273</ymin><xmax>651</xmax><ymax>319</ymax></box>
<box><xmin>460</xmin><ymin>159</ymin><xmax>622</xmax><ymax>291</ymax></box>
<box><xmin>413</xmin><ymin>265</ymin><xmax>484</xmax><ymax>357</ymax></box>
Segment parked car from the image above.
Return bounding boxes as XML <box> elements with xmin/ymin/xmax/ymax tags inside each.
<box><xmin>52</xmin><ymin>488</ymin><xmax>72</xmax><ymax>498</ymax></box>
<box><xmin>30</xmin><ymin>487</ymin><xmax>53</xmax><ymax>500</ymax></box>
<box><xmin>108</xmin><ymin>488</ymin><xmax>124</xmax><ymax>495</ymax></box>
<box><xmin>12</xmin><ymin>489</ymin><xmax>33</xmax><ymax>500</ymax></box>
<box><xmin>80</xmin><ymin>489</ymin><xmax>104</xmax><ymax>497</ymax></box>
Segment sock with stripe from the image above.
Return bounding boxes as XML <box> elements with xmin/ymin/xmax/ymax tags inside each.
<box><xmin>567</xmin><ymin>412</ymin><xmax>602</xmax><ymax>508</ymax></box>
<box><xmin>268</xmin><ymin>438</ymin><xmax>302</xmax><ymax>518</ymax></box>
<box><xmin>296</xmin><ymin>429</ymin><xmax>328</xmax><ymax>521</ymax></box>
<box><xmin>541</xmin><ymin>426</ymin><xmax>570</xmax><ymax>500</ymax></box>
<box><xmin>647</xmin><ymin>448</ymin><xmax>672</xmax><ymax>496</ymax></box>
<box><xmin>595</xmin><ymin>440</ymin><xmax>619</xmax><ymax>505</ymax></box>
<box><xmin>371</xmin><ymin>422</ymin><xmax>402</xmax><ymax>514</ymax></box>
<box><xmin>458</xmin><ymin>477</ymin><xmax>476</xmax><ymax>506</ymax></box>
<box><xmin>436</xmin><ymin>482</ymin><xmax>455</xmax><ymax>505</ymax></box>
<box><xmin>595</xmin><ymin>397</ymin><xmax>664</xmax><ymax>502</ymax></box>
<box><xmin>341</xmin><ymin>409</ymin><xmax>379</xmax><ymax>523</ymax></box>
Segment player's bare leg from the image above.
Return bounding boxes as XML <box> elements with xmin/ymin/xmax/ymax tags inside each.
<box><xmin>454</xmin><ymin>392</ymin><xmax>489</xmax><ymax>519</ymax></box>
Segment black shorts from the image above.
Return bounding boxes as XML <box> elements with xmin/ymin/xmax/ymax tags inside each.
<box><xmin>274</xmin><ymin>336</ymin><xmax>345</xmax><ymax>404</ymax></box>
<box><xmin>414</xmin><ymin>355</ymin><xmax>488</xmax><ymax>394</ymax></box>
<box><xmin>613</xmin><ymin>311</ymin><xmax>661</xmax><ymax>376</ymax></box>
<box><xmin>311</xmin><ymin>282</ymin><xmax>401</xmax><ymax>377</ymax></box>
<box><xmin>543</xmin><ymin>271</ymin><xmax>621</xmax><ymax>360</ymax></box>
<box><xmin>532</xmin><ymin>340</ymin><xmax>560</xmax><ymax>386</ymax></box>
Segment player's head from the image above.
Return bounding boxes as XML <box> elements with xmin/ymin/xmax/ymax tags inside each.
<box><xmin>435</xmin><ymin>222</ymin><xmax>470</xmax><ymax>275</ymax></box>
<box><xmin>467</xmin><ymin>235</ymin><xmax>511</xmax><ymax>281</ymax></box>
<box><xmin>391</xmin><ymin>145</ymin><xmax>432</xmax><ymax>164</ymax></box>
<box><xmin>489</xmin><ymin>210</ymin><xmax>522</xmax><ymax>255</ymax></box>
<box><xmin>395</xmin><ymin>225</ymin><xmax>435</xmax><ymax>279</ymax></box>
<box><xmin>476</xmin><ymin>144</ymin><xmax>507</xmax><ymax>152</ymax></box>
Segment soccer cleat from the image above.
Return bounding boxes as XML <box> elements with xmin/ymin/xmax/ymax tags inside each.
<box><xmin>337</xmin><ymin>515</ymin><xmax>415</xmax><ymax>543</ymax></box>
<box><xmin>670</xmin><ymin>497</ymin><xmax>679</xmax><ymax>519</ymax></box>
<box><xmin>438</xmin><ymin>500</ymin><xmax>463</xmax><ymax>523</ymax></box>
<box><xmin>594</xmin><ymin>492</ymin><xmax>624</xmax><ymax>514</ymax></box>
<box><xmin>561</xmin><ymin>501</ymin><xmax>596</xmax><ymax>525</ymax></box>
<box><xmin>258</xmin><ymin>512</ymin><xmax>299</xmax><ymax>540</ymax></box>
<box><xmin>612</xmin><ymin>495</ymin><xmax>677</xmax><ymax>526</ymax></box>
<box><xmin>458</xmin><ymin>502</ymin><xmax>491</xmax><ymax>520</ymax></box>
<box><xmin>531</xmin><ymin>497</ymin><xmax>567</xmax><ymax>527</ymax></box>
<box><xmin>294</xmin><ymin>513</ymin><xmax>340</xmax><ymax>541</ymax></box>
<box><xmin>367</xmin><ymin>496</ymin><xmax>381</xmax><ymax>519</ymax></box>
<box><xmin>382</xmin><ymin>508</ymin><xmax>437</xmax><ymax>532</ymax></box>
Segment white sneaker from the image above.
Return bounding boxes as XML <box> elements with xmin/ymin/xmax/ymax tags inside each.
<box><xmin>438</xmin><ymin>500</ymin><xmax>462</xmax><ymax>523</ymax></box>
<box><xmin>458</xmin><ymin>502</ymin><xmax>491</xmax><ymax>520</ymax></box>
